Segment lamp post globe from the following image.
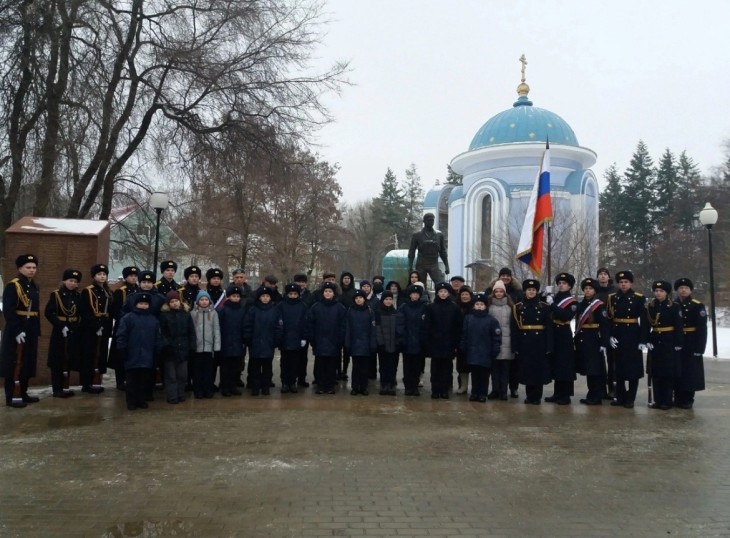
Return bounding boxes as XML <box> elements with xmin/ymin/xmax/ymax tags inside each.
<box><xmin>149</xmin><ymin>192</ymin><xmax>169</xmax><ymax>280</ymax></box>
<box><xmin>699</xmin><ymin>202</ymin><xmax>718</xmax><ymax>358</ymax></box>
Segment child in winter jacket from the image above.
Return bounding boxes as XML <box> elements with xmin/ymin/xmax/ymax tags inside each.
<box><xmin>424</xmin><ymin>282</ymin><xmax>462</xmax><ymax>399</ymax></box>
<box><xmin>488</xmin><ymin>280</ymin><xmax>514</xmax><ymax>400</ymax></box>
<box><xmin>243</xmin><ymin>288</ymin><xmax>282</xmax><ymax>396</ymax></box>
<box><xmin>396</xmin><ymin>285</ymin><xmax>427</xmax><ymax>396</ymax></box>
<box><xmin>217</xmin><ymin>285</ymin><xmax>247</xmax><ymax>397</ymax></box>
<box><xmin>276</xmin><ymin>283</ymin><xmax>309</xmax><ymax>394</ymax></box>
<box><xmin>190</xmin><ymin>290</ymin><xmax>220</xmax><ymax>398</ymax></box>
<box><xmin>346</xmin><ymin>290</ymin><xmax>377</xmax><ymax>395</ymax></box>
<box><xmin>115</xmin><ymin>293</ymin><xmax>163</xmax><ymax>410</ymax></box>
<box><xmin>375</xmin><ymin>291</ymin><xmax>399</xmax><ymax>395</ymax></box>
<box><xmin>159</xmin><ymin>290</ymin><xmax>196</xmax><ymax>404</ymax></box>
<box><xmin>460</xmin><ymin>293</ymin><xmax>502</xmax><ymax>402</ymax></box>
<box><xmin>307</xmin><ymin>281</ymin><xmax>346</xmax><ymax>394</ymax></box>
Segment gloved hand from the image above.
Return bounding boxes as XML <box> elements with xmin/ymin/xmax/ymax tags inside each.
<box><xmin>638</xmin><ymin>344</ymin><xmax>648</xmax><ymax>352</ymax></box>
<box><xmin>545</xmin><ymin>295</ymin><xmax>554</xmax><ymax>305</ymax></box>
<box><xmin>15</xmin><ymin>332</ymin><xmax>26</xmax><ymax>344</ymax></box>
<box><xmin>300</xmin><ymin>340</ymin><xmax>306</xmax><ymax>348</ymax></box>
<box><xmin>62</xmin><ymin>326</ymin><xmax>70</xmax><ymax>338</ymax></box>
<box><xmin>444</xmin><ymin>267</ymin><xmax>450</xmax><ymax>275</ymax></box>
<box><xmin>674</xmin><ymin>346</ymin><xmax>682</xmax><ymax>351</ymax></box>
<box><xmin>599</xmin><ymin>346</ymin><xmax>606</xmax><ymax>354</ymax></box>
<box><xmin>693</xmin><ymin>352</ymin><xmax>703</xmax><ymax>357</ymax></box>
<box><xmin>646</xmin><ymin>343</ymin><xmax>654</xmax><ymax>350</ymax></box>
<box><xmin>609</xmin><ymin>337</ymin><xmax>618</xmax><ymax>349</ymax></box>
<box><xmin>96</xmin><ymin>328</ymin><xmax>103</xmax><ymax>336</ymax></box>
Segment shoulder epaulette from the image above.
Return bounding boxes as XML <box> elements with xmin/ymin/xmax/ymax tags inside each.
<box><xmin>692</xmin><ymin>299</ymin><xmax>701</xmax><ymax>304</ymax></box>
<box><xmin>155</xmin><ymin>280</ymin><xmax>163</xmax><ymax>286</ymax></box>
<box><xmin>634</xmin><ymin>292</ymin><xmax>644</xmax><ymax>297</ymax></box>
<box><xmin>85</xmin><ymin>284</ymin><xmax>94</xmax><ymax>290</ymax></box>
<box><xmin>9</xmin><ymin>277</ymin><xmax>19</xmax><ymax>284</ymax></box>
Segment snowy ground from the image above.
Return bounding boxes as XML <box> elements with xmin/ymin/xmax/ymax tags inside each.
<box><xmin>707</xmin><ymin>326</ymin><xmax>730</xmax><ymax>360</ymax></box>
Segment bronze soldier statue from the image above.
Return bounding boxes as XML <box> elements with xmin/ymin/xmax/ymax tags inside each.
<box><xmin>407</xmin><ymin>213</ymin><xmax>449</xmax><ymax>285</ymax></box>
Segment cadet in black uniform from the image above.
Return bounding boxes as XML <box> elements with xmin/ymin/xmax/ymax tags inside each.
<box><xmin>545</xmin><ymin>273</ymin><xmax>577</xmax><ymax>405</ymax></box>
<box><xmin>79</xmin><ymin>264</ymin><xmax>114</xmax><ymax>394</ymax></box>
<box><xmin>606</xmin><ymin>270</ymin><xmax>649</xmax><ymax>409</ymax></box>
<box><xmin>1</xmin><ymin>254</ymin><xmax>42</xmax><ymax>408</ymax></box>
<box><xmin>206</xmin><ymin>268</ymin><xmax>226</xmax><ymax>308</ymax></box>
<box><xmin>180</xmin><ymin>265</ymin><xmax>203</xmax><ymax>308</ymax></box>
<box><xmin>156</xmin><ymin>260</ymin><xmax>179</xmax><ymax>296</ymax></box>
<box><xmin>645</xmin><ymin>281</ymin><xmax>683</xmax><ymax>409</ymax></box>
<box><xmin>45</xmin><ymin>268</ymin><xmax>83</xmax><ymax>398</ymax></box>
<box><xmin>511</xmin><ymin>279</ymin><xmax>553</xmax><ymax>405</ymax></box>
<box><xmin>574</xmin><ymin>278</ymin><xmax>610</xmax><ymax>405</ymax></box>
<box><xmin>673</xmin><ymin>278</ymin><xmax>708</xmax><ymax>409</ymax></box>
<box><xmin>595</xmin><ymin>267</ymin><xmax>617</xmax><ymax>398</ymax></box>
<box><xmin>109</xmin><ymin>266</ymin><xmax>140</xmax><ymax>390</ymax></box>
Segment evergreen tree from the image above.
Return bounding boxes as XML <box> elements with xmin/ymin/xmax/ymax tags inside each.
<box><xmin>598</xmin><ymin>164</ymin><xmax>625</xmax><ymax>267</ymax></box>
<box><xmin>446</xmin><ymin>164</ymin><xmax>463</xmax><ymax>185</ymax></box>
<box><xmin>402</xmin><ymin>163</ymin><xmax>424</xmax><ymax>243</ymax></box>
<box><xmin>654</xmin><ymin>148</ymin><xmax>678</xmax><ymax>219</ymax></box>
<box><xmin>673</xmin><ymin>151</ymin><xmax>703</xmax><ymax>231</ymax></box>
<box><xmin>372</xmin><ymin>167</ymin><xmax>407</xmax><ymax>251</ymax></box>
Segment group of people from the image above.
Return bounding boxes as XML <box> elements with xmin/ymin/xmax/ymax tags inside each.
<box><xmin>1</xmin><ymin>254</ymin><xmax>708</xmax><ymax>412</ymax></box>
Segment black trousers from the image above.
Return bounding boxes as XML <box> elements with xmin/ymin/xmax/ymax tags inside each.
<box><xmin>586</xmin><ymin>375</ymin><xmax>606</xmax><ymax>402</ymax></box>
<box><xmin>192</xmin><ymin>352</ymin><xmax>215</xmax><ymax>397</ymax></box>
<box><xmin>491</xmin><ymin>360</ymin><xmax>510</xmax><ymax>396</ymax></box>
<box><xmin>553</xmin><ymin>379</ymin><xmax>574</xmax><ymax>399</ymax></box>
<box><xmin>606</xmin><ymin>350</ymin><xmax>616</xmax><ymax>389</ymax></box>
<box><xmin>314</xmin><ymin>355</ymin><xmax>338</xmax><ymax>392</ymax></box>
<box><xmin>126</xmin><ymin>368</ymin><xmax>151</xmax><ymax>408</ymax></box>
<box><xmin>652</xmin><ymin>376</ymin><xmax>675</xmax><ymax>406</ymax></box>
<box><xmin>280</xmin><ymin>349</ymin><xmax>299</xmax><ymax>387</ymax></box>
<box><xmin>249</xmin><ymin>357</ymin><xmax>273</xmax><ymax>392</ymax></box>
<box><xmin>219</xmin><ymin>355</ymin><xmax>241</xmax><ymax>394</ymax></box>
<box><xmin>378</xmin><ymin>350</ymin><xmax>399</xmax><ymax>389</ymax></box>
<box><xmin>368</xmin><ymin>354</ymin><xmax>378</xmax><ymax>379</ymax></box>
<box><xmin>509</xmin><ymin>359</ymin><xmax>520</xmax><ymax>394</ymax></box>
<box><xmin>402</xmin><ymin>353</ymin><xmax>422</xmax><ymax>391</ymax></box>
<box><xmin>50</xmin><ymin>367</ymin><xmax>68</xmax><ymax>394</ymax></box>
<box><xmin>336</xmin><ymin>349</ymin><xmax>350</xmax><ymax>378</ymax></box>
<box><xmin>297</xmin><ymin>345</ymin><xmax>309</xmax><ymax>383</ymax></box>
<box><xmin>351</xmin><ymin>356</ymin><xmax>370</xmax><ymax>391</ymax></box>
<box><xmin>615</xmin><ymin>378</ymin><xmax>639</xmax><ymax>404</ymax></box>
<box><xmin>430</xmin><ymin>356</ymin><xmax>453</xmax><ymax>395</ymax></box>
<box><xmin>470</xmin><ymin>366</ymin><xmax>490</xmax><ymax>397</ymax></box>
<box><xmin>525</xmin><ymin>384</ymin><xmax>544</xmax><ymax>402</ymax></box>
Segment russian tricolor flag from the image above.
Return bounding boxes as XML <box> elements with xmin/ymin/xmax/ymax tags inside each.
<box><xmin>516</xmin><ymin>143</ymin><xmax>553</xmax><ymax>276</ymax></box>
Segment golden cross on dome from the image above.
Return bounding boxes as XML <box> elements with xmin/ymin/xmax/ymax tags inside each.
<box><xmin>519</xmin><ymin>54</ymin><xmax>527</xmax><ymax>83</ymax></box>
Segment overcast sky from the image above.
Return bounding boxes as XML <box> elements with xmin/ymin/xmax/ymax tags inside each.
<box><xmin>312</xmin><ymin>0</ymin><xmax>730</xmax><ymax>203</ymax></box>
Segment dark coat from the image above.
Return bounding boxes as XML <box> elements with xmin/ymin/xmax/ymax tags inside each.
<box><xmin>180</xmin><ymin>283</ymin><xmax>203</xmax><ymax>308</ymax></box>
<box><xmin>206</xmin><ymin>285</ymin><xmax>225</xmax><ymax>307</ymax></box>
<box><xmin>116</xmin><ymin>307</ymin><xmax>163</xmax><ymax>369</ymax></box>
<box><xmin>276</xmin><ymin>297</ymin><xmax>309</xmax><ymax>351</ymax></box>
<box><xmin>460</xmin><ymin>310</ymin><xmax>502</xmax><ymax>368</ymax></box>
<box><xmin>243</xmin><ymin>301</ymin><xmax>282</xmax><ymax>359</ymax></box>
<box><xmin>595</xmin><ymin>281</ymin><xmax>616</xmax><ymax>304</ymax></box>
<box><xmin>549</xmin><ymin>291</ymin><xmax>577</xmax><ymax>381</ymax></box>
<box><xmin>424</xmin><ymin>297</ymin><xmax>462</xmax><ymax>358</ymax></box>
<box><xmin>511</xmin><ymin>296</ymin><xmax>553</xmax><ymax>385</ymax></box>
<box><xmin>1</xmin><ymin>275</ymin><xmax>41</xmax><ymax>378</ymax></box>
<box><xmin>397</xmin><ymin>299</ymin><xmax>426</xmax><ymax>355</ymax></box>
<box><xmin>345</xmin><ymin>304</ymin><xmax>377</xmax><ymax>357</ymax></box>
<box><xmin>574</xmin><ymin>297</ymin><xmax>610</xmax><ymax>377</ymax></box>
<box><xmin>159</xmin><ymin>304</ymin><xmax>196</xmax><ymax>363</ymax></box>
<box><xmin>217</xmin><ymin>300</ymin><xmax>247</xmax><ymax>358</ymax></box>
<box><xmin>607</xmin><ymin>289</ymin><xmax>649</xmax><ymax>380</ymax></box>
<box><xmin>646</xmin><ymin>298</ymin><xmax>683</xmax><ymax>378</ymax></box>
<box><xmin>44</xmin><ymin>286</ymin><xmax>82</xmax><ymax>370</ymax></box>
<box><xmin>306</xmin><ymin>298</ymin><xmax>346</xmax><ymax>357</ymax></box>
<box><xmin>155</xmin><ymin>278</ymin><xmax>180</xmax><ymax>297</ymax></box>
<box><xmin>375</xmin><ymin>303</ymin><xmax>399</xmax><ymax>353</ymax></box>
<box><xmin>339</xmin><ymin>272</ymin><xmax>356</xmax><ymax>308</ymax></box>
<box><xmin>123</xmin><ymin>288</ymin><xmax>165</xmax><ymax>316</ymax></box>
<box><xmin>675</xmin><ymin>296</ymin><xmax>708</xmax><ymax>391</ymax></box>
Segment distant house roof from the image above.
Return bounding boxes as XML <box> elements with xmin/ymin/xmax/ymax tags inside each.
<box><xmin>6</xmin><ymin>217</ymin><xmax>108</xmax><ymax>235</ymax></box>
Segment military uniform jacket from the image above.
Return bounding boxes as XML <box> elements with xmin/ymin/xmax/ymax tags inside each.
<box><xmin>44</xmin><ymin>286</ymin><xmax>82</xmax><ymax>370</ymax></box>
<box><xmin>550</xmin><ymin>291</ymin><xmax>577</xmax><ymax>381</ymax></box>
<box><xmin>180</xmin><ymin>283</ymin><xmax>202</xmax><ymax>308</ymax></box>
<box><xmin>675</xmin><ymin>296</ymin><xmax>707</xmax><ymax>391</ymax></box>
<box><xmin>156</xmin><ymin>278</ymin><xmax>179</xmax><ymax>296</ymax></box>
<box><xmin>511</xmin><ymin>297</ymin><xmax>553</xmax><ymax>386</ymax></box>
<box><xmin>0</xmin><ymin>274</ymin><xmax>41</xmax><ymax>378</ymax></box>
<box><xmin>79</xmin><ymin>283</ymin><xmax>114</xmax><ymax>372</ymax></box>
<box><xmin>607</xmin><ymin>289</ymin><xmax>648</xmax><ymax>380</ymax></box>
<box><xmin>108</xmin><ymin>283</ymin><xmax>140</xmax><ymax>370</ymax></box>
<box><xmin>646</xmin><ymin>298</ymin><xmax>683</xmax><ymax>378</ymax></box>
<box><xmin>573</xmin><ymin>298</ymin><xmax>609</xmax><ymax>377</ymax></box>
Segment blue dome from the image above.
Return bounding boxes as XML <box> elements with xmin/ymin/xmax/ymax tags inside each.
<box><xmin>469</xmin><ymin>96</ymin><xmax>578</xmax><ymax>150</ymax></box>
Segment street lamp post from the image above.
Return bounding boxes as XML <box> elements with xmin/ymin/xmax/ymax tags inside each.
<box><xmin>699</xmin><ymin>202</ymin><xmax>719</xmax><ymax>358</ymax></box>
<box><xmin>149</xmin><ymin>192</ymin><xmax>169</xmax><ymax>281</ymax></box>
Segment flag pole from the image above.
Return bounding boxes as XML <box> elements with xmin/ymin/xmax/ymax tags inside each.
<box><xmin>545</xmin><ymin>138</ymin><xmax>551</xmax><ymax>285</ymax></box>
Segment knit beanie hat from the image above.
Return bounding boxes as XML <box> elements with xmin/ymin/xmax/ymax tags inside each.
<box><xmin>166</xmin><ymin>290</ymin><xmax>180</xmax><ymax>304</ymax></box>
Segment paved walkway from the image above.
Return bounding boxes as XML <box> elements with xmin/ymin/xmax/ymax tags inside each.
<box><xmin>1</xmin><ymin>360</ymin><xmax>730</xmax><ymax>537</ymax></box>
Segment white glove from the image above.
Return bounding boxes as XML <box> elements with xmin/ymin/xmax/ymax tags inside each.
<box><xmin>545</xmin><ymin>295</ymin><xmax>554</xmax><ymax>305</ymax></box>
<box><xmin>599</xmin><ymin>346</ymin><xmax>606</xmax><ymax>354</ymax></box>
<box><xmin>15</xmin><ymin>332</ymin><xmax>26</xmax><ymax>344</ymax></box>
<box><xmin>62</xmin><ymin>326</ymin><xmax>70</xmax><ymax>338</ymax></box>
<box><xmin>638</xmin><ymin>344</ymin><xmax>647</xmax><ymax>352</ymax></box>
<box><xmin>300</xmin><ymin>340</ymin><xmax>306</xmax><ymax>348</ymax></box>
<box><xmin>693</xmin><ymin>352</ymin><xmax>703</xmax><ymax>357</ymax></box>
<box><xmin>96</xmin><ymin>327</ymin><xmax>103</xmax><ymax>336</ymax></box>
<box><xmin>609</xmin><ymin>337</ymin><xmax>618</xmax><ymax>349</ymax></box>
<box><xmin>646</xmin><ymin>343</ymin><xmax>654</xmax><ymax>350</ymax></box>
<box><xmin>674</xmin><ymin>346</ymin><xmax>682</xmax><ymax>351</ymax></box>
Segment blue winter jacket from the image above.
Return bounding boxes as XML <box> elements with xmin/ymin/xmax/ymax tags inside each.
<box><xmin>396</xmin><ymin>300</ymin><xmax>426</xmax><ymax>355</ymax></box>
<box><xmin>345</xmin><ymin>304</ymin><xmax>377</xmax><ymax>357</ymax></box>
<box><xmin>116</xmin><ymin>307</ymin><xmax>163</xmax><ymax>369</ymax></box>
<box><xmin>460</xmin><ymin>310</ymin><xmax>502</xmax><ymax>368</ymax></box>
<box><xmin>276</xmin><ymin>297</ymin><xmax>309</xmax><ymax>351</ymax></box>
<box><xmin>218</xmin><ymin>300</ymin><xmax>247</xmax><ymax>358</ymax></box>
<box><xmin>307</xmin><ymin>298</ymin><xmax>346</xmax><ymax>357</ymax></box>
<box><xmin>243</xmin><ymin>302</ymin><xmax>282</xmax><ymax>359</ymax></box>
